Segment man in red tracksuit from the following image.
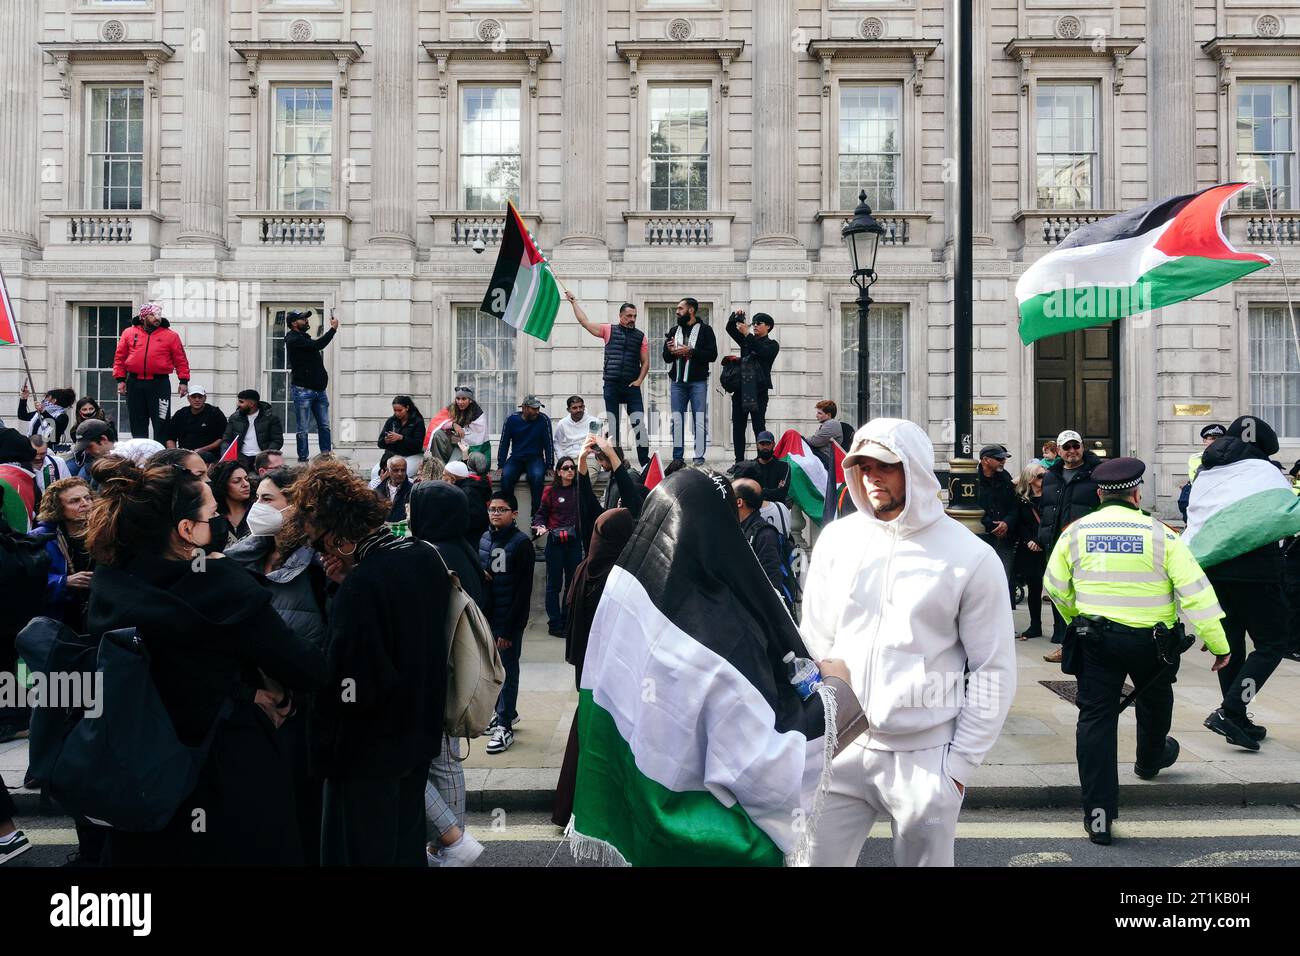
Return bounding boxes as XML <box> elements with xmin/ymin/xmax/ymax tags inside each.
<box><xmin>112</xmin><ymin>302</ymin><xmax>191</xmax><ymax>441</ymax></box>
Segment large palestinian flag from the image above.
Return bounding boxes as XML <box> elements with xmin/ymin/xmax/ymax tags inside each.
<box><xmin>480</xmin><ymin>202</ymin><xmax>561</xmax><ymax>341</ymax></box>
<box><xmin>570</xmin><ymin>468</ymin><xmax>837</xmax><ymax>866</ymax></box>
<box><xmin>1184</xmin><ymin>456</ymin><xmax>1300</xmax><ymax>568</ymax></box>
<box><xmin>1016</xmin><ymin>183</ymin><xmax>1272</xmax><ymax>344</ymax></box>
<box><xmin>772</xmin><ymin>429</ymin><xmax>829</xmax><ymax>524</ymax></box>
<box><xmin>0</xmin><ymin>264</ymin><xmax>21</xmax><ymax>346</ymax></box>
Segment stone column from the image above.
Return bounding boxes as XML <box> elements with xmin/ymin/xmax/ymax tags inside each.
<box><xmin>1149</xmin><ymin>6</ymin><xmax>1195</xmax><ymax>196</ymax></box>
<box><xmin>972</xmin><ymin>0</ymin><xmax>992</xmax><ymax>243</ymax></box>
<box><xmin>0</xmin><ymin>0</ymin><xmax>41</xmax><ymax>247</ymax></box>
<box><xmin>560</xmin><ymin>0</ymin><xmax>606</xmax><ymax>245</ymax></box>
<box><xmin>177</xmin><ymin>0</ymin><xmax>228</xmax><ymax>244</ymax></box>
<box><xmin>752</xmin><ymin>0</ymin><xmax>798</xmax><ymax>245</ymax></box>
<box><xmin>370</xmin><ymin>0</ymin><xmax>416</xmax><ymax>246</ymax></box>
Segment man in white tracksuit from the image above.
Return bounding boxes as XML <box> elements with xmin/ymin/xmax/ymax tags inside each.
<box><xmin>802</xmin><ymin>418</ymin><xmax>1016</xmax><ymax>866</ymax></box>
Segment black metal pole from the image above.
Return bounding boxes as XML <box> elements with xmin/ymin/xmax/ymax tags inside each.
<box><xmin>856</xmin><ymin>281</ymin><xmax>872</xmax><ymax>426</ymax></box>
<box><xmin>955</xmin><ymin>0</ymin><xmax>974</xmax><ymax>462</ymax></box>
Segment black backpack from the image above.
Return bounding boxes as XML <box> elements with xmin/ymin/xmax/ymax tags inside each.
<box><xmin>720</xmin><ymin>355</ymin><xmax>741</xmax><ymax>394</ymax></box>
<box><xmin>17</xmin><ymin>618</ymin><xmax>234</xmax><ymax>832</ymax></box>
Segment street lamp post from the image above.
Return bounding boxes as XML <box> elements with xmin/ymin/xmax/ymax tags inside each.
<box><xmin>842</xmin><ymin>190</ymin><xmax>885</xmax><ymax>426</ymax></box>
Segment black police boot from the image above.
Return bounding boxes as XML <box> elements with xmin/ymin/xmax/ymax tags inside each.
<box><xmin>1134</xmin><ymin>736</ymin><xmax>1180</xmax><ymax>780</ymax></box>
<box><xmin>1204</xmin><ymin>708</ymin><xmax>1262</xmax><ymax>752</ymax></box>
<box><xmin>1241</xmin><ymin>714</ymin><xmax>1268</xmax><ymax>741</ymax></box>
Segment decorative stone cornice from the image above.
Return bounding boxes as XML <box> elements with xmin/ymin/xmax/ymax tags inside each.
<box><xmin>1202</xmin><ymin>37</ymin><xmax>1300</xmax><ymax>92</ymax></box>
<box><xmin>422</xmin><ymin>40</ymin><xmax>553</xmax><ymax>98</ymax></box>
<box><xmin>1003</xmin><ymin>37</ymin><xmax>1142</xmax><ymax>95</ymax></box>
<box><xmin>615</xmin><ymin>40</ymin><xmax>745</xmax><ymax>97</ymax></box>
<box><xmin>230</xmin><ymin>41</ymin><xmax>364</xmax><ymax>97</ymax></box>
<box><xmin>40</xmin><ymin>41</ymin><xmax>175</xmax><ymax>97</ymax></box>
<box><xmin>805</xmin><ymin>38</ymin><xmax>941</xmax><ymax>97</ymax></box>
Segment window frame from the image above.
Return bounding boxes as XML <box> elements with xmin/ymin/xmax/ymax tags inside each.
<box><xmin>269</xmin><ymin>83</ymin><xmax>337</xmax><ymax>212</ymax></box>
<box><xmin>836</xmin><ymin>301</ymin><xmax>909</xmax><ymax>429</ymax></box>
<box><xmin>822</xmin><ymin>70</ymin><xmax>920</xmax><ymax>212</ymax></box>
<box><xmin>65</xmin><ymin>69</ymin><xmax>158</xmax><ymax>213</ymax></box>
<box><xmin>631</xmin><ymin>68</ymin><xmax>726</xmax><ymax>213</ymax></box>
<box><xmin>451</xmin><ymin>302</ymin><xmax>523</xmax><ymax>444</ymax></box>
<box><xmin>250</xmin><ymin>63</ymin><xmax>348</xmax><ymax>212</ymax></box>
<box><xmin>646</xmin><ymin>83</ymin><xmax>712</xmax><ymax>213</ymax></box>
<box><xmin>836</xmin><ymin>80</ymin><xmax>904</xmax><ymax>212</ymax></box>
<box><xmin>1232</xmin><ymin>79</ymin><xmax>1299</xmax><ymax>211</ymax></box>
<box><xmin>74</xmin><ymin>302</ymin><xmax>136</xmax><ymax>436</ymax></box>
<box><xmin>1243</xmin><ymin>300</ymin><xmax>1300</xmax><ymax>439</ymax></box>
<box><xmin>1031</xmin><ymin>80</ymin><xmax>1100</xmax><ymax>212</ymax></box>
<box><xmin>1021</xmin><ymin>67</ymin><xmax>1110</xmax><ymax>213</ymax></box>
<box><xmin>261</xmin><ymin>302</ymin><xmax>326</xmax><ymax>432</ymax></box>
<box><xmin>445</xmin><ymin>71</ymin><xmax>534</xmax><ymax>212</ymax></box>
<box><xmin>457</xmin><ymin>83</ymin><xmax>525</xmax><ymax>212</ymax></box>
<box><xmin>83</xmin><ymin>83</ymin><xmax>146</xmax><ymax>211</ymax></box>
<box><xmin>826</xmin><ymin>289</ymin><xmax>926</xmax><ymax>431</ymax></box>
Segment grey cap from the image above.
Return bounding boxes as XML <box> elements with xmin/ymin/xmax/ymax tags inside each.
<box><xmin>521</xmin><ymin>395</ymin><xmax>545</xmax><ymax>409</ymax></box>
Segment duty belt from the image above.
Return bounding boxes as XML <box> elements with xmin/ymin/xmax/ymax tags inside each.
<box><xmin>1073</xmin><ymin>614</ymin><xmax>1194</xmax><ymax>711</ymax></box>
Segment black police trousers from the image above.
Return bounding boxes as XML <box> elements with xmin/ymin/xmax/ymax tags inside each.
<box><xmin>1076</xmin><ymin>623</ymin><xmax>1179</xmax><ymax>828</ymax></box>
<box><xmin>1210</xmin><ymin>578</ymin><xmax>1289</xmax><ymax>720</ymax></box>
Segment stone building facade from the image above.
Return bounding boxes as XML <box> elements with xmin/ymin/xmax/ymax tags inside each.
<box><xmin>2</xmin><ymin>0</ymin><xmax>1300</xmax><ymax>517</ymax></box>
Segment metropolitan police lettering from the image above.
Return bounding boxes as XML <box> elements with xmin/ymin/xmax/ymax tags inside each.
<box><xmin>1085</xmin><ymin>534</ymin><xmax>1145</xmax><ymax>554</ymax></box>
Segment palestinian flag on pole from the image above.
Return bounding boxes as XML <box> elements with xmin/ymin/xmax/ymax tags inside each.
<box><xmin>480</xmin><ymin>201</ymin><xmax>561</xmax><ymax>342</ymax></box>
<box><xmin>641</xmin><ymin>452</ymin><xmax>663</xmax><ymax>491</ymax></box>
<box><xmin>570</xmin><ymin>468</ymin><xmax>837</xmax><ymax>867</ymax></box>
<box><xmin>423</xmin><ymin>408</ymin><xmax>453</xmax><ymax>452</ymax></box>
<box><xmin>1016</xmin><ymin>183</ymin><xmax>1272</xmax><ymax>345</ymax></box>
<box><xmin>218</xmin><ymin>438</ymin><xmax>240</xmax><ymax>464</ymax></box>
<box><xmin>821</xmin><ymin>440</ymin><xmax>848</xmax><ymax>525</ymax></box>
<box><xmin>0</xmin><ymin>264</ymin><xmax>21</xmax><ymax>346</ymax></box>
<box><xmin>773</xmin><ymin>429</ymin><xmax>829</xmax><ymax>525</ymax></box>
<box><xmin>1184</xmin><ymin>456</ymin><xmax>1300</xmax><ymax>568</ymax></box>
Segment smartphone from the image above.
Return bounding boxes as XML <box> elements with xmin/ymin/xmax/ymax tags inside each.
<box><xmin>589</xmin><ymin>419</ymin><xmax>602</xmax><ymax>435</ymax></box>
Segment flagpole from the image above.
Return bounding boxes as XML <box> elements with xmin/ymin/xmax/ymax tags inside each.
<box><xmin>0</xmin><ymin>263</ymin><xmax>37</xmax><ymax>395</ymax></box>
<box><xmin>1260</xmin><ymin>182</ymin><xmax>1300</xmax><ymax>368</ymax></box>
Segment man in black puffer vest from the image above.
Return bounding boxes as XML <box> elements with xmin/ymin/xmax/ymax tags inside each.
<box><xmin>1037</xmin><ymin>429</ymin><xmax>1103</xmax><ymax>659</ymax></box>
<box><xmin>1199</xmin><ymin>416</ymin><xmax>1290</xmax><ymax>752</ymax></box>
<box><xmin>567</xmin><ymin>292</ymin><xmax>651</xmax><ymax>467</ymax></box>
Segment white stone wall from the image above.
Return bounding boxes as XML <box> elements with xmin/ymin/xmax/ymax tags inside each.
<box><xmin>3</xmin><ymin>1</ymin><xmax>1300</xmax><ymax>519</ymax></box>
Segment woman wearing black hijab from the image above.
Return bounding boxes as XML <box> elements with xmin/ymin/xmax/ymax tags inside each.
<box><xmin>551</xmin><ymin>508</ymin><xmax>636</xmax><ymax>827</ymax></box>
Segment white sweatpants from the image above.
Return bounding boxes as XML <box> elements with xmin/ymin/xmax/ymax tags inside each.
<box><xmin>809</xmin><ymin>743</ymin><xmax>965</xmax><ymax>867</ymax></box>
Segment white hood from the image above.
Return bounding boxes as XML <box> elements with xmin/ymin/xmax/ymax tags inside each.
<box><xmin>801</xmin><ymin>418</ymin><xmax>1016</xmax><ymax>785</ymax></box>
<box><xmin>843</xmin><ymin>418</ymin><xmax>945</xmax><ymax>536</ymax></box>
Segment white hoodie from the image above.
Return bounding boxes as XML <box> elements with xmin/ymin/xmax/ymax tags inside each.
<box><xmin>800</xmin><ymin>418</ymin><xmax>1016</xmax><ymax>785</ymax></box>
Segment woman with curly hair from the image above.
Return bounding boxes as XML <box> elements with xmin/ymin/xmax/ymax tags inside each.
<box><xmin>84</xmin><ymin>456</ymin><xmax>326</xmax><ymax>865</ymax></box>
<box><xmin>30</xmin><ymin>477</ymin><xmax>95</xmax><ymax>633</ymax></box>
<box><xmin>294</xmin><ymin>458</ymin><xmax>452</xmax><ymax>866</ymax></box>
<box><xmin>209</xmin><ymin>458</ymin><xmax>253</xmax><ymax>542</ymax></box>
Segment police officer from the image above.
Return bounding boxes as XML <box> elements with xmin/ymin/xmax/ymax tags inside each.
<box><xmin>1043</xmin><ymin>457</ymin><xmax>1232</xmax><ymax>846</ymax></box>
<box><xmin>1187</xmin><ymin>423</ymin><xmax>1225</xmax><ymax>482</ymax></box>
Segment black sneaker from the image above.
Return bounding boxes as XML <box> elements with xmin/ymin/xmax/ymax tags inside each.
<box><xmin>1204</xmin><ymin>709</ymin><xmax>1262</xmax><ymax>751</ymax></box>
<box><xmin>1020</xmin><ymin>625</ymin><xmax>1043</xmax><ymax>639</ymax></box>
<box><xmin>1241</xmin><ymin>714</ymin><xmax>1267</xmax><ymax>741</ymax></box>
<box><xmin>0</xmin><ymin>831</ymin><xmax>31</xmax><ymax>865</ymax></box>
<box><xmin>1134</xmin><ymin>736</ymin><xmax>1180</xmax><ymax>780</ymax></box>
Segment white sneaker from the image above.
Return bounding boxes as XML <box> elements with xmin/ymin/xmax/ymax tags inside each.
<box><xmin>438</xmin><ymin>830</ymin><xmax>485</xmax><ymax>867</ymax></box>
<box><xmin>485</xmin><ymin>726</ymin><xmax>514</xmax><ymax>754</ymax></box>
<box><xmin>0</xmin><ymin>831</ymin><xmax>31</xmax><ymax>866</ymax></box>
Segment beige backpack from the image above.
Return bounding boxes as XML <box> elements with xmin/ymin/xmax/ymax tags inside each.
<box><xmin>430</xmin><ymin>545</ymin><xmax>505</xmax><ymax>741</ymax></box>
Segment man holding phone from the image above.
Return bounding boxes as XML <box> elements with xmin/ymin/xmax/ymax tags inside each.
<box><xmin>552</xmin><ymin>395</ymin><xmax>598</xmax><ymax>460</ymax></box>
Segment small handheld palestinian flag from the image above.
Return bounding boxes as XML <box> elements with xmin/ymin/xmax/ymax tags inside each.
<box><xmin>641</xmin><ymin>452</ymin><xmax>663</xmax><ymax>491</ymax></box>
<box><xmin>218</xmin><ymin>438</ymin><xmax>240</xmax><ymax>463</ymax></box>
<box><xmin>480</xmin><ymin>202</ymin><xmax>561</xmax><ymax>342</ymax></box>
<box><xmin>821</xmin><ymin>439</ymin><xmax>848</xmax><ymax>525</ymax></box>
<box><xmin>1184</xmin><ymin>455</ymin><xmax>1300</xmax><ymax>568</ymax></box>
<box><xmin>1016</xmin><ymin>183</ymin><xmax>1272</xmax><ymax>345</ymax></box>
<box><xmin>772</xmin><ymin>429</ymin><xmax>829</xmax><ymax>525</ymax></box>
<box><xmin>570</xmin><ymin>468</ymin><xmax>839</xmax><ymax>867</ymax></box>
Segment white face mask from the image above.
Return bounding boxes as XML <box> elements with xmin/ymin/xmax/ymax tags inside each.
<box><xmin>247</xmin><ymin>502</ymin><xmax>287</xmax><ymax>537</ymax></box>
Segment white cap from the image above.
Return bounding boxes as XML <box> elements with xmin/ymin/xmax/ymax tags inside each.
<box><xmin>1056</xmin><ymin>429</ymin><xmax>1082</xmax><ymax>446</ymax></box>
<box><xmin>843</xmin><ymin>436</ymin><xmax>902</xmax><ymax>468</ymax></box>
<box><xmin>444</xmin><ymin>460</ymin><xmax>471</xmax><ymax>479</ymax></box>
<box><xmin>187</xmin><ymin>384</ymin><xmax>207</xmax><ymax>397</ymax></box>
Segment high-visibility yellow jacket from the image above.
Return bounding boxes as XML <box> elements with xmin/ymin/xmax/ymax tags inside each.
<box><xmin>1044</xmin><ymin>501</ymin><xmax>1230</xmax><ymax>654</ymax></box>
<box><xmin>1187</xmin><ymin>452</ymin><xmax>1202</xmax><ymax>482</ymax></box>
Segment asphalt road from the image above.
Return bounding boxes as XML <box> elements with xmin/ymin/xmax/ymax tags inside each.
<box><xmin>9</xmin><ymin>805</ymin><xmax>1300</xmax><ymax>868</ymax></box>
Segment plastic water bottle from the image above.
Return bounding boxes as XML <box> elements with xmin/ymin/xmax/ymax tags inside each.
<box><xmin>783</xmin><ymin>651</ymin><xmax>823</xmax><ymax>701</ymax></box>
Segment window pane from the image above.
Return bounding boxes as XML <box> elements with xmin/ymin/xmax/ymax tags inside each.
<box><xmin>1249</xmin><ymin>304</ymin><xmax>1300</xmax><ymax>436</ymax></box>
<box><xmin>840</xmin><ymin>303</ymin><xmax>907</xmax><ymax>427</ymax></box>
<box><xmin>1035</xmin><ymin>84</ymin><xmax>1098</xmax><ymax>210</ymax></box>
<box><xmin>271</xmin><ymin>85</ymin><xmax>333</xmax><ymax>211</ymax></box>
<box><xmin>838</xmin><ymin>83</ymin><xmax>901</xmax><ymax>210</ymax></box>
<box><xmin>648</xmin><ymin>84</ymin><xmax>710</xmax><ymax>211</ymax></box>
<box><xmin>76</xmin><ymin>305</ymin><xmax>134</xmax><ymax>436</ymax></box>
<box><xmin>460</xmin><ymin>86</ymin><xmax>522</xmax><ymax>210</ymax></box>
<box><xmin>86</xmin><ymin>85</ymin><xmax>144</xmax><ymax>210</ymax></box>
<box><xmin>1236</xmin><ymin>84</ymin><xmax>1296</xmax><ymax>210</ymax></box>
<box><xmin>454</xmin><ymin>304</ymin><xmax>519</xmax><ymax>437</ymax></box>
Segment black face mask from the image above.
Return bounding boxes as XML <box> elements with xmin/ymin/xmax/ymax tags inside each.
<box><xmin>203</xmin><ymin>514</ymin><xmax>230</xmax><ymax>555</ymax></box>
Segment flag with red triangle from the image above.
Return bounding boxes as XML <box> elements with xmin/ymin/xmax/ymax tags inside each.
<box><xmin>218</xmin><ymin>438</ymin><xmax>240</xmax><ymax>463</ymax></box>
<box><xmin>822</xmin><ymin>440</ymin><xmax>848</xmax><ymax>525</ymax></box>
<box><xmin>642</xmin><ymin>452</ymin><xmax>664</xmax><ymax>491</ymax></box>
<box><xmin>423</xmin><ymin>407</ymin><xmax>454</xmax><ymax>452</ymax></box>
<box><xmin>0</xmin><ymin>265</ymin><xmax>21</xmax><ymax>347</ymax></box>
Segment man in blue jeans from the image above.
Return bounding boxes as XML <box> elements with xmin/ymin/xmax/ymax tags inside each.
<box><xmin>284</xmin><ymin>308</ymin><xmax>338</xmax><ymax>462</ymax></box>
<box><xmin>662</xmin><ymin>297</ymin><xmax>718</xmax><ymax>465</ymax></box>
<box><xmin>498</xmin><ymin>395</ymin><xmax>555</xmax><ymax>524</ymax></box>
<box><xmin>479</xmin><ymin>493</ymin><xmax>535</xmax><ymax>755</ymax></box>
<box><xmin>566</xmin><ymin>292</ymin><xmax>651</xmax><ymax>467</ymax></box>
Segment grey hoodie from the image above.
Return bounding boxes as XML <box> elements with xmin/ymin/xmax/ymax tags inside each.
<box><xmin>800</xmin><ymin>418</ymin><xmax>1016</xmax><ymax>784</ymax></box>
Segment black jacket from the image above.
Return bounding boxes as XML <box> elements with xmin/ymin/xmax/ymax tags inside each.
<box><xmin>1037</xmin><ymin>451</ymin><xmax>1103</xmax><ymax>550</ymax></box>
<box><xmin>285</xmin><ymin>327</ymin><xmax>336</xmax><ymax>391</ymax></box>
<box><xmin>741</xmin><ymin>510</ymin><xmax>783</xmax><ymax>597</ymax></box>
<box><xmin>168</xmin><ymin>403</ymin><xmax>227</xmax><ymax>452</ymax></box>
<box><xmin>977</xmin><ymin>467</ymin><xmax>1019</xmax><ymax>537</ymax></box>
<box><xmin>377</xmin><ymin>414</ymin><xmax>426</xmax><ymax>458</ymax></box>
<box><xmin>662</xmin><ymin>320</ymin><xmax>719</xmax><ymax>383</ymax></box>
<box><xmin>726</xmin><ymin>314</ymin><xmax>779</xmax><ymax>398</ymax></box>
<box><xmin>752</xmin><ymin>456</ymin><xmax>791</xmax><ymax>506</ymax></box>
<box><xmin>312</xmin><ymin>533</ymin><xmax>451</xmax><ymax>777</ymax></box>
<box><xmin>478</xmin><ymin>524</ymin><xmax>534</xmax><ymax>638</ymax></box>
<box><xmin>376</xmin><ymin>478</ymin><xmax>414</xmax><ymax>523</ymax></box>
<box><xmin>409</xmin><ymin>481</ymin><xmax>488</xmax><ymax>611</ymax></box>
<box><xmin>221</xmin><ymin>401</ymin><xmax>285</xmax><ymax>455</ymax></box>
<box><xmin>455</xmin><ymin>475</ymin><xmax>491</xmax><ymax>552</ymax></box>
<box><xmin>87</xmin><ymin>554</ymin><xmax>327</xmax><ymax>865</ymax></box>
<box><xmin>1199</xmin><ymin>436</ymin><xmax>1285</xmax><ymax>583</ymax></box>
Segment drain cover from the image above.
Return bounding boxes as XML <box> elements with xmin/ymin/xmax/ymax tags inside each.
<box><xmin>1039</xmin><ymin>679</ymin><xmax>1134</xmax><ymax>706</ymax></box>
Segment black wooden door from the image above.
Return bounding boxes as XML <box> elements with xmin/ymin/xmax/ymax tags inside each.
<box><xmin>1034</xmin><ymin>325</ymin><xmax>1119</xmax><ymax>460</ymax></box>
